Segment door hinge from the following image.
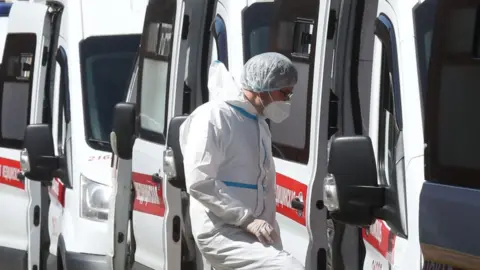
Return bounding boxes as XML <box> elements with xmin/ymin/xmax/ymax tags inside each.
<box><xmin>41</xmin><ymin>46</ymin><xmax>49</xmax><ymax>66</ymax></box>
<box><xmin>182</xmin><ymin>15</ymin><xmax>190</xmax><ymax>40</ymax></box>
<box><xmin>327</xmin><ymin>9</ymin><xmax>337</xmax><ymax>40</ymax></box>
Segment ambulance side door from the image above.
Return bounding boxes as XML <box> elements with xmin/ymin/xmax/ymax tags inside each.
<box><xmin>129</xmin><ymin>0</ymin><xmax>185</xmax><ymax>269</ymax></box>
<box><xmin>0</xmin><ymin>2</ymin><xmax>55</xmax><ymax>270</ymax></box>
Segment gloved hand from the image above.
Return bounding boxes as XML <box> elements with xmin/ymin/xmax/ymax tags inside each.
<box><xmin>242</xmin><ymin>218</ymin><xmax>279</xmax><ymax>245</ymax></box>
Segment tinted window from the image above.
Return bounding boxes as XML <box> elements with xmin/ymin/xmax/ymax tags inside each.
<box><xmin>242</xmin><ymin>1</ymin><xmax>318</xmax><ymax>164</ymax></box>
<box><xmin>421</xmin><ymin>1</ymin><xmax>480</xmax><ymax>188</ymax></box>
<box><xmin>413</xmin><ymin>0</ymin><xmax>437</xmax><ymax>119</ymax></box>
<box><xmin>242</xmin><ymin>3</ymin><xmax>274</xmax><ymax>61</ymax></box>
<box><xmin>137</xmin><ymin>0</ymin><xmax>176</xmax><ymax>144</ymax></box>
<box><xmin>0</xmin><ymin>33</ymin><xmax>36</xmax><ymax>149</ymax></box>
<box><xmin>80</xmin><ymin>35</ymin><xmax>140</xmax><ymax>150</ymax></box>
<box><xmin>213</xmin><ymin>14</ymin><xmax>229</xmax><ymax>68</ymax></box>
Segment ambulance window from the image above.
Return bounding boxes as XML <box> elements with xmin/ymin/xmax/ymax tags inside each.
<box><xmin>242</xmin><ymin>2</ymin><xmax>274</xmax><ymax>61</ymax></box>
<box><xmin>375</xmin><ymin>15</ymin><xmax>405</xmax><ymax>188</ymax></box>
<box><xmin>80</xmin><ymin>34</ymin><xmax>140</xmax><ymax>151</ymax></box>
<box><xmin>0</xmin><ymin>34</ymin><xmax>36</xmax><ymax>149</ymax></box>
<box><xmin>424</xmin><ymin>2</ymin><xmax>480</xmax><ymax>189</ymax></box>
<box><xmin>242</xmin><ymin>0</ymin><xmax>319</xmax><ymax>164</ymax></box>
<box><xmin>126</xmin><ymin>57</ymin><xmax>139</xmax><ymax>103</ymax></box>
<box><xmin>413</xmin><ymin>0</ymin><xmax>437</xmax><ymax>120</ymax></box>
<box><xmin>56</xmin><ymin>47</ymin><xmax>70</xmax><ymax>154</ymax></box>
<box><xmin>137</xmin><ymin>1</ymin><xmax>175</xmax><ymax>144</ymax></box>
<box><xmin>213</xmin><ymin>14</ymin><xmax>228</xmax><ymax>68</ymax></box>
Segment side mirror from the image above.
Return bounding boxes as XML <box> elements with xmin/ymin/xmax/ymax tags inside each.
<box><xmin>21</xmin><ymin>124</ymin><xmax>59</xmax><ymax>182</ymax></box>
<box><xmin>164</xmin><ymin>116</ymin><xmax>187</xmax><ymax>190</ymax></box>
<box><xmin>323</xmin><ymin>136</ymin><xmax>385</xmax><ymax>227</ymax></box>
<box><xmin>111</xmin><ymin>102</ymin><xmax>136</xmax><ymax>160</ymax></box>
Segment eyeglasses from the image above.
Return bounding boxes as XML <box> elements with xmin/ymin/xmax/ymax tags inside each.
<box><xmin>280</xmin><ymin>90</ymin><xmax>293</xmax><ymax>101</ymax></box>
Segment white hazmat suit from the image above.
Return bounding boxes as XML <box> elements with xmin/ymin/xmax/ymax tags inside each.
<box><xmin>179</xmin><ymin>53</ymin><xmax>304</xmax><ymax>270</ymax></box>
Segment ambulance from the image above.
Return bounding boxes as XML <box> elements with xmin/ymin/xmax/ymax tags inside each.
<box><xmin>0</xmin><ymin>1</ymin><xmax>11</xmax><ymax>65</ymax></box>
<box><xmin>4</xmin><ymin>0</ymin><xmax>146</xmax><ymax>269</ymax></box>
<box><xmin>105</xmin><ymin>0</ymin><xmax>480</xmax><ymax>268</ymax></box>
<box><xmin>106</xmin><ymin>0</ymin><xmax>372</xmax><ymax>268</ymax></box>
<box><xmin>323</xmin><ymin>0</ymin><xmax>480</xmax><ymax>269</ymax></box>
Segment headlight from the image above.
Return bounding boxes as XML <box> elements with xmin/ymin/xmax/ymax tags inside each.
<box><xmin>80</xmin><ymin>175</ymin><xmax>111</xmax><ymax>222</ymax></box>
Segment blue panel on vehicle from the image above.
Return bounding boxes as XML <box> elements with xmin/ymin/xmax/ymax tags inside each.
<box><xmin>0</xmin><ymin>3</ymin><xmax>12</xmax><ymax>17</ymax></box>
<box><xmin>420</xmin><ymin>181</ymin><xmax>480</xmax><ymax>256</ymax></box>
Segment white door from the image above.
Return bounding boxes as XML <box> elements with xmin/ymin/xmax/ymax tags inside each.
<box><xmin>239</xmin><ymin>0</ymin><xmax>334</xmax><ymax>268</ymax></box>
<box><xmin>363</xmin><ymin>1</ymin><xmax>412</xmax><ymax>269</ymax></box>
<box><xmin>108</xmin><ymin>54</ymin><xmax>139</xmax><ymax>270</ymax></box>
<box><xmin>130</xmin><ymin>0</ymin><xmax>185</xmax><ymax>269</ymax></box>
<box><xmin>0</xmin><ymin>2</ymin><xmax>53</xmax><ymax>270</ymax></box>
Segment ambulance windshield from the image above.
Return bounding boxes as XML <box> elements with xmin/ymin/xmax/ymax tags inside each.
<box><xmin>80</xmin><ymin>34</ymin><xmax>140</xmax><ymax>151</ymax></box>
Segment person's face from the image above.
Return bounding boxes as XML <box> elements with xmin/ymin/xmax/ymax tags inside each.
<box><xmin>258</xmin><ymin>86</ymin><xmax>294</xmax><ymax>107</ymax></box>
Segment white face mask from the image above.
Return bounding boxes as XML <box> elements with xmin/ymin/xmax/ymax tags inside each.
<box><xmin>261</xmin><ymin>92</ymin><xmax>291</xmax><ymax>123</ymax></box>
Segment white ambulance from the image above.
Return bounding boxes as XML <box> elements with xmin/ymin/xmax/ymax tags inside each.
<box><xmin>105</xmin><ymin>0</ymin><xmax>480</xmax><ymax>269</ymax></box>
<box><xmin>0</xmin><ymin>2</ymin><xmax>11</xmax><ymax>65</ymax></box>
<box><xmin>5</xmin><ymin>0</ymin><xmax>146</xmax><ymax>269</ymax></box>
<box><xmin>324</xmin><ymin>0</ymin><xmax>480</xmax><ymax>269</ymax></box>
<box><xmin>107</xmin><ymin>0</ymin><xmax>376</xmax><ymax>268</ymax></box>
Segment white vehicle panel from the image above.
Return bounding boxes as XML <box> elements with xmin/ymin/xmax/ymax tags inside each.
<box><xmin>132</xmin><ymin>139</ymin><xmax>166</xmax><ymax>269</ymax></box>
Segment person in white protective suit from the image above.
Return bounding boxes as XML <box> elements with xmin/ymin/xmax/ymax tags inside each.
<box><xmin>179</xmin><ymin>52</ymin><xmax>304</xmax><ymax>270</ymax></box>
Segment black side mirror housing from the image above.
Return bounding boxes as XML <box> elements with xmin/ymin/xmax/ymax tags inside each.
<box><xmin>164</xmin><ymin>116</ymin><xmax>187</xmax><ymax>190</ymax></box>
<box><xmin>325</xmin><ymin>136</ymin><xmax>385</xmax><ymax>227</ymax></box>
<box><xmin>111</xmin><ymin>102</ymin><xmax>137</xmax><ymax>160</ymax></box>
<box><xmin>22</xmin><ymin>124</ymin><xmax>59</xmax><ymax>182</ymax></box>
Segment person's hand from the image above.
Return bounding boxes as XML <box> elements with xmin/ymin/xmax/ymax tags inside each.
<box><xmin>243</xmin><ymin>219</ymin><xmax>279</xmax><ymax>245</ymax></box>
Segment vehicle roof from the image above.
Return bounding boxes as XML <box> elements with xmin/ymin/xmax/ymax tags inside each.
<box><xmin>80</xmin><ymin>0</ymin><xmax>147</xmax><ymax>38</ymax></box>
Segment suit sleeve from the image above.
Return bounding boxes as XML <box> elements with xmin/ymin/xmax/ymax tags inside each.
<box><xmin>179</xmin><ymin>112</ymin><xmax>254</xmax><ymax>227</ymax></box>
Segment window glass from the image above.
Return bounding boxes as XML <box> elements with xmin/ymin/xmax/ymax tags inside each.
<box><xmin>437</xmin><ymin>65</ymin><xmax>480</xmax><ymax>169</ymax></box>
<box><xmin>133</xmin><ymin>1</ymin><xmax>177</xmax><ymax>143</ymax></box>
<box><xmin>126</xmin><ymin>57</ymin><xmax>139</xmax><ymax>103</ymax></box>
<box><xmin>53</xmin><ymin>61</ymin><xmax>61</xmax><ymax>153</ymax></box>
<box><xmin>213</xmin><ymin>14</ymin><xmax>229</xmax><ymax>68</ymax></box>
<box><xmin>242</xmin><ymin>1</ymin><xmax>318</xmax><ymax>164</ymax></box>
<box><xmin>1</xmin><ymin>82</ymin><xmax>29</xmax><ymax>140</ymax></box>
<box><xmin>140</xmin><ymin>58</ymin><xmax>168</xmax><ymax>134</ymax></box>
<box><xmin>242</xmin><ymin>3</ymin><xmax>274</xmax><ymax>61</ymax></box>
<box><xmin>377</xmin><ymin>47</ymin><xmax>402</xmax><ymax>186</ymax></box>
<box><xmin>421</xmin><ymin>1</ymin><xmax>480</xmax><ymax>188</ymax></box>
<box><xmin>80</xmin><ymin>35</ymin><xmax>140</xmax><ymax>150</ymax></box>
<box><xmin>0</xmin><ymin>33</ymin><xmax>36</xmax><ymax>149</ymax></box>
<box><xmin>137</xmin><ymin>20</ymin><xmax>174</xmax><ymax>144</ymax></box>
<box><xmin>56</xmin><ymin>47</ymin><xmax>70</xmax><ymax>154</ymax></box>
<box><xmin>413</xmin><ymin>0</ymin><xmax>437</xmax><ymax>115</ymax></box>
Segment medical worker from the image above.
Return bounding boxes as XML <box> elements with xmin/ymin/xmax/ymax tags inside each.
<box><xmin>179</xmin><ymin>52</ymin><xmax>304</xmax><ymax>269</ymax></box>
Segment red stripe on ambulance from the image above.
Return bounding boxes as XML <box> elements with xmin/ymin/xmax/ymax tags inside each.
<box><xmin>49</xmin><ymin>178</ymin><xmax>65</xmax><ymax>207</ymax></box>
<box><xmin>130</xmin><ymin>171</ymin><xmax>308</xmax><ymax>224</ymax></box>
<box><xmin>0</xmin><ymin>157</ymin><xmax>23</xmax><ymax>190</ymax></box>
<box><xmin>363</xmin><ymin>219</ymin><xmax>396</xmax><ymax>263</ymax></box>
<box><xmin>132</xmin><ymin>172</ymin><xmax>165</xmax><ymax>217</ymax></box>
<box><xmin>275</xmin><ymin>173</ymin><xmax>307</xmax><ymax>226</ymax></box>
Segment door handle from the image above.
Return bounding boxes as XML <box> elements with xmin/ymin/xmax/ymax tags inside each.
<box><xmin>17</xmin><ymin>172</ymin><xmax>25</xmax><ymax>182</ymax></box>
<box><xmin>152</xmin><ymin>173</ymin><xmax>162</xmax><ymax>184</ymax></box>
<box><xmin>291</xmin><ymin>198</ymin><xmax>304</xmax><ymax>211</ymax></box>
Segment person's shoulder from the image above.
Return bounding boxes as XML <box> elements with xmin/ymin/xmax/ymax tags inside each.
<box><xmin>190</xmin><ymin>101</ymin><xmax>233</xmax><ymax>123</ymax></box>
